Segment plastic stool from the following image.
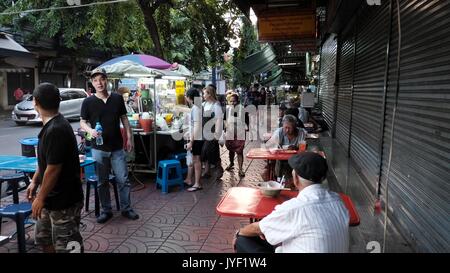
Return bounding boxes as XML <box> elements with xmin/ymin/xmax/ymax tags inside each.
<box><xmin>156</xmin><ymin>160</ymin><xmax>184</xmax><ymax>194</ymax></box>
<box><xmin>0</xmin><ymin>172</ymin><xmax>28</xmax><ymax>204</ymax></box>
<box><xmin>173</xmin><ymin>153</ymin><xmax>188</xmax><ymax>175</ymax></box>
<box><xmin>0</xmin><ymin>202</ymin><xmax>32</xmax><ymax>253</ymax></box>
<box><xmin>85</xmin><ymin>175</ymin><xmax>120</xmax><ymax>217</ymax></box>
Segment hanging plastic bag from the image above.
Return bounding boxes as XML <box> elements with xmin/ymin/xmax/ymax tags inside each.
<box><xmin>186</xmin><ymin>150</ymin><xmax>193</xmax><ymax>166</ymax></box>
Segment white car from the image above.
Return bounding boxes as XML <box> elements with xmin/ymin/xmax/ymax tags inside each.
<box><xmin>12</xmin><ymin>88</ymin><xmax>88</xmax><ymax>125</ymax></box>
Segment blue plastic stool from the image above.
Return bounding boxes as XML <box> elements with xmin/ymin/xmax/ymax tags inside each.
<box><xmin>0</xmin><ymin>202</ymin><xmax>32</xmax><ymax>253</ymax></box>
<box><xmin>156</xmin><ymin>160</ymin><xmax>184</xmax><ymax>194</ymax></box>
<box><xmin>19</xmin><ymin>137</ymin><xmax>39</xmax><ymax>157</ymax></box>
<box><xmin>85</xmin><ymin>175</ymin><xmax>120</xmax><ymax>217</ymax></box>
<box><xmin>83</xmin><ymin>146</ymin><xmax>96</xmax><ymax>179</ymax></box>
<box><xmin>173</xmin><ymin>153</ymin><xmax>188</xmax><ymax>175</ymax></box>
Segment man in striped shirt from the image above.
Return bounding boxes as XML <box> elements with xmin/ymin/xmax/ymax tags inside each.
<box><xmin>233</xmin><ymin>152</ymin><xmax>350</xmax><ymax>253</ymax></box>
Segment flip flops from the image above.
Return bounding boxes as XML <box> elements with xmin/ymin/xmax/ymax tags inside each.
<box><xmin>187</xmin><ymin>186</ymin><xmax>203</xmax><ymax>192</ymax></box>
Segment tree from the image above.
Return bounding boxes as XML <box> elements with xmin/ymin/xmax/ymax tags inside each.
<box><xmin>232</xmin><ymin>15</ymin><xmax>260</xmax><ymax>88</ymax></box>
<box><xmin>0</xmin><ymin>0</ymin><xmax>241</xmax><ymax>72</ymax></box>
<box><xmin>0</xmin><ymin>0</ymin><xmax>152</xmax><ymax>54</ymax></box>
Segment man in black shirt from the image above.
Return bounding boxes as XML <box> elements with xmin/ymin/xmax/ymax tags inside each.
<box><xmin>80</xmin><ymin>67</ymin><xmax>139</xmax><ymax>223</ymax></box>
<box><xmin>26</xmin><ymin>83</ymin><xmax>84</xmax><ymax>253</ymax></box>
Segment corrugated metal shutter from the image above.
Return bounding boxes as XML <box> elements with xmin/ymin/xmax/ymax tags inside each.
<box><xmin>381</xmin><ymin>0</ymin><xmax>450</xmax><ymax>252</ymax></box>
<box><xmin>350</xmin><ymin>2</ymin><xmax>390</xmax><ymax>193</ymax></box>
<box><xmin>319</xmin><ymin>34</ymin><xmax>337</xmax><ymax>131</ymax></box>
<box><xmin>335</xmin><ymin>22</ymin><xmax>356</xmax><ymax>152</ymax></box>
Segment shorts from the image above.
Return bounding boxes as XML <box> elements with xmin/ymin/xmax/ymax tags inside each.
<box><xmin>35</xmin><ymin>201</ymin><xmax>84</xmax><ymax>253</ymax></box>
<box><xmin>192</xmin><ymin>140</ymin><xmax>204</xmax><ymax>156</ymax></box>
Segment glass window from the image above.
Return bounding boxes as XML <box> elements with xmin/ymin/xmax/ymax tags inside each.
<box><xmin>60</xmin><ymin>92</ymin><xmax>71</xmax><ymax>101</ymax></box>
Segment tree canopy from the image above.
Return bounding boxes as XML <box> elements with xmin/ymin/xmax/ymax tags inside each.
<box><xmin>0</xmin><ymin>0</ymin><xmax>241</xmax><ymax>72</ymax></box>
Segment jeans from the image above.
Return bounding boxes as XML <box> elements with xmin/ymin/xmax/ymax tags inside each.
<box><xmin>91</xmin><ymin>149</ymin><xmax>131</xmax><ymax>213</ymax></box>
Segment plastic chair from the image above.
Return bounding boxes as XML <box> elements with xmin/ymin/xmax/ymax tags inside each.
<box><xmin>156</xmin><ymin>160</ymin><xmax>184</xmax><ymax>194</ymax></box>
<box><xmin>0</xmin><ymin>202</ymin><xmax>32</xmax><ymax>253</ymax></box>
<box><xmin>85</xmin><ymin>175</ymin><xmax>120</xmax><ymax>217</ymax></box>
<box><xmin>172</xmin><ymin>153</ymin><xmax>188</xmax><ymax>175</ymax></box>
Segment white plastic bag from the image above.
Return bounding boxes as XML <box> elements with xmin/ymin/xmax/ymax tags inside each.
<box><xmin>218</xmin><ymin>131</ymin><xmax>225</xmax><ymax>146</ymax></box>
<box><xmin>186</xmin><ymin>150</ymin><xmax>193</xmax><ymax>166</ymax></box>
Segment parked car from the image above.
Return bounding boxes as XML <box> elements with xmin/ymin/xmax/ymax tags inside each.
<box><xmin>12</xmin><ymin>88</ymin><xmax>88</xmax><ymax>125</ymax></box>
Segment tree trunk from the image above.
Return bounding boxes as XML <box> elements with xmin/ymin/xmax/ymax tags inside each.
<box><xmin>139</xmin><ymin>2</ymin><xmax>164</xmax><ymax>59</ymax></box>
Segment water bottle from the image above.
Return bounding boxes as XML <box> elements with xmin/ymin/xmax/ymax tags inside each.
<box><xmin>95</xmin><ymin>122</ymin><xmax>103</xmax><ymax>146</ymax></box>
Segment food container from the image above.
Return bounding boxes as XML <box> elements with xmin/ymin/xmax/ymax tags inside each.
<box><xmin>257</xmin><ymin>181</ymin><xmax>283</xmax><ymax>197</ymax></box>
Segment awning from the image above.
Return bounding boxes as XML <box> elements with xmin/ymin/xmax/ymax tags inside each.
<box><xmin>0</xmin><ymin>32</ymin><xmax>33</xmax><ymax>58</ymax></box>
<box><xmin>0</xmin><ymin>60</ymin><xmax>27</xmax><ymax>73</ymax></box>
<box><xmin>261</xmin><ymin>67</ymin><xmax>283</xmax><ymax>85</ymax></box>
<box><xmin>236</xmin><ymin>44</ymin><xmax>278</xmax><ymax>75</ymax></box>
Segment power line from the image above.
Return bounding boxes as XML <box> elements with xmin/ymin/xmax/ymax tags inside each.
<box><xmin>0</xmin><ymin>0</ymin><xmax>130</xmax><ymax>16</ymax></box>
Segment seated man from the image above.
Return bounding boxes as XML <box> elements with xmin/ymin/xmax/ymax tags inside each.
<box><xmin>266</xmin><ymin>114</ymin><xmax>307</xmax><ymax>179</ymax></box>
<box><xmin>233</xmin><ymin>152</ymin><xmax>350</xmax><ymax>253</ymax></box>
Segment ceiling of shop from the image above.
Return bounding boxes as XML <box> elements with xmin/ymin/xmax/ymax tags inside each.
<box><xmin>233</xmin><ymin>0</ymin><xmax>328</xmax><ymax>85</ymax></box>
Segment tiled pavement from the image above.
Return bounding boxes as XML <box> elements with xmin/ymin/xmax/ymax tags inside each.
<box><xmin>0</xmin><ymin>140</ymin><xmax>267</xmax><ymax>253</ymax></box>
<box><xmin>0</xmin><ymin>135</ymin><xmax>413</xmax><ymax>253</ymax></box>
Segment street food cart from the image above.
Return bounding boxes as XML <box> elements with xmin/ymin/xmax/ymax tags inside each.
<box><xmin>98</xmin><ymin>60</ymin><xmax>191</xmax><ymax>173</ymax></box>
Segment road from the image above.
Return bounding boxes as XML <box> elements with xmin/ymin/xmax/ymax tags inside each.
<box><xmin>0</xmin><ymin>118</ymin><xmax>81</xmax><ymax>155</ymax></box>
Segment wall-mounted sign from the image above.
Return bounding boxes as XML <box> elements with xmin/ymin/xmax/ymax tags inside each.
<box><xmin>258</xmin><ymin>10</ymin><xmax>316</xmax><ymax>41</ymax></box>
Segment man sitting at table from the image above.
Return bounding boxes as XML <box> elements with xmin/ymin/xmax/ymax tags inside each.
<box><xmin>265</xmin><ymin>114</ymin><xmax>307</xmax><ymax>180</ymax></box>
<box><xmin>233</xmin><ymin>152</ymin><xmax>349</xmax><ymax>253</ymax></box>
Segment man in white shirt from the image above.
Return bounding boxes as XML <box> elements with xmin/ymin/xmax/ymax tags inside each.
<box><xmin>233</xmin><ymin>152</ymin><xmax>350</xmax><ymax>253</ymax></box>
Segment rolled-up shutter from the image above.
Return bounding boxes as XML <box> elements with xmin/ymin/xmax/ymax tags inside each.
<box><xmin>381</xmin><ymin>0</ymin><xmax>450</xmax><ymax>252</ymax></box>
<box><xmin>350</xmin><ymin>2</ymin><xmax>390</xmax><ymax>192</ymax></box>
<box><xmin>319</xmin><ymin>34</ymin><xmax>337</xmax><ymax>131</ymax></box>
<box><xmin>335</xmin><ymin>22</ymin><xmax>356</xmax><ymax>152</ymax></box>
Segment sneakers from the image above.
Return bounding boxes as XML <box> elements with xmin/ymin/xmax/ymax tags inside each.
<box><xmin>96</xmin><ymin>212</ymin><xmax>113</xmax><ymax>224</ymax></box>
<box><xmin>121</xmin><ymin>210</ymin><xmax>139</xmax><ymax>220</ymax></box>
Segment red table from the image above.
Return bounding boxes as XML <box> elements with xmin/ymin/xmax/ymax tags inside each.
<box><xmin>246</xmin><ymin>148</ymin><xmax>325</xmax><ymax>180</ymax></box>
<box><xmin>246</xmin><ymin>148</ymin><xmax>299</xmax><ymax>161</ymax></box>
<box><xmin>216</xmin><ymin>187</ymin><xmax>360</xmax><ymax>226</ymax></box>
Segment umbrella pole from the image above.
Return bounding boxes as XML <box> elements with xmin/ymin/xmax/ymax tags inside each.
<box><xmin>153</xmin><ymin>77</ymin><xmax>157</xmax><ymax>172</ymax></box>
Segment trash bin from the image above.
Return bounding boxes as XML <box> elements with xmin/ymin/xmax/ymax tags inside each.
<box><xmin>19</xmin><ymin>137</ymin><xmax>38</xmax><ymax>157</ymax></box>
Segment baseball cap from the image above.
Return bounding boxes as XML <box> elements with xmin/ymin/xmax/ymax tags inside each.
<box><xmin>288</xmin><ymin>152</ymin><xmax>328</xmax><ymax>183</ymax></box>
<box><xmin>90</xmin><ymin>67</ymin><xmax>107</xmax><ymax>78</ymax></box>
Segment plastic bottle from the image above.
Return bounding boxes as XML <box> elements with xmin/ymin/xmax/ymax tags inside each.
<box><xmin>95</xmin><ymin>122</ymin><xmax>103</xmax><ymax>146</ymax></box>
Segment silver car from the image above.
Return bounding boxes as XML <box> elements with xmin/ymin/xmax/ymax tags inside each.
<box><xmin>12</xmin><ymin>88</ymin><xmax>88</xmax><ymax>125</ymax></box>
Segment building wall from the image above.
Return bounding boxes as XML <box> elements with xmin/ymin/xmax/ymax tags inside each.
<box><xmin>319</xmin><ymin>0</ymin><xmax>450</xmax><ymax>252</ymax></box>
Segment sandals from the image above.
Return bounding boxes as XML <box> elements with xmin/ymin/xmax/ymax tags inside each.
<box><xmin>238</xmin><ymin>170</ymin><xmax>245</xmax><ymax>177</ymax></box>
<box><xmin>225</xmin><ymin>164</ymin><xmax>234</xmax><ymax>171</ymax></box>
<box><xmin>183</xmin><ymin>182</ymin><xmax>193</xmax><ymax>187</ymax></box>
<box><xmin>187</xmin><ymin>186</ymin><xmax>203</xmax><ymax>192</ymax></box>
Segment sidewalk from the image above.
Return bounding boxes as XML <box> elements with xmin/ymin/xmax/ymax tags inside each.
<box><xmin>0</xmin><ymin>109</ymin><xmax>11</xmax><ymax>121</ymax></box>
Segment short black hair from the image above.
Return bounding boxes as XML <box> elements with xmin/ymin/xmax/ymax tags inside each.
<box><xmin>185</xmin><ymin>87</ymin><xmax>200</xmax><ymax>100</ymax></box>
<box><xmin>32</xmin><ymin>83</ymin><xmax>60</xmax><ymax>111</ymax></box>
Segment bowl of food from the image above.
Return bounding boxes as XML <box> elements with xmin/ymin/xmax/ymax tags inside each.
<box><xmin>282</xmin><ymin>144</ymin><xmax>290</xmax><ymax>150</ymax></box>
<box><xmin>257</xmin><ymin>181</ymin><xmax>283</xmax><ymax>197</ymax></box>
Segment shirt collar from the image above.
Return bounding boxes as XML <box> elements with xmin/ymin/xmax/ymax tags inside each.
<box><xmin>38</xmin><ymin>113</ymin><xmax>61</xmax><ymax>138</ymax></box>
<box><xmin>297</xmin><ymin>184</ymin><xmax>324</xmax><ymax>199</ymax></box>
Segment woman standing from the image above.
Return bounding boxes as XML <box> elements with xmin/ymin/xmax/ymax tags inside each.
<box><xmin>184</xmin><ymin>88</ymin><xmax>204</xmax><ymax>191</ymax></box>
<box><xmin>201</xmin><ymin>85</ymin><xmax>224</xmax><ymax>180</ymax></box>
<box><xmin>224</xmin><ymin>93</ymin><xmax>246</xmax><ymax>177</ymax></box>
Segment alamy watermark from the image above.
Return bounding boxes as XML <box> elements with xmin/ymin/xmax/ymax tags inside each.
<box><xmin>367</xmin><ymin>0</ymin><xmax>381</xmax><ymax>5</ymax></box>
<box><xmin>170</xmin><ymin>97</ymin><xmax>283</xmax><ymax>145</ymax></box>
